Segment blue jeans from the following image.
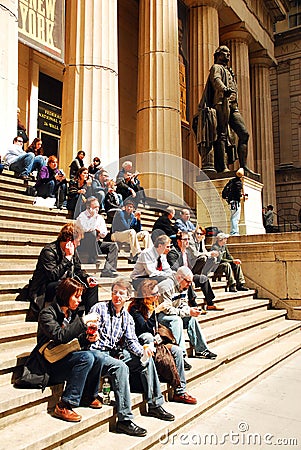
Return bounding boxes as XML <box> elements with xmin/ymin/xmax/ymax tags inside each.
<box><xmin>158</xmin><ymin>313</ymin><xmax>208</xmax><ymax>356</ymax></box>
<box><xmin>32</xmin><ymin>155</ymin><xmax>46</xmax><ymax>172</ymax></box>
<box><xmin>98</xmin><ymin>348</ymin><xmax>164</xmax><ymax>421</ymax></box>
<box><xmin>157</xmin><ymin>314</ymin><xmax>187</xmax><ymax>357</ymax></box>
<box><xmin>10</xmin><ymin>153</ymin><xmax>34</xmax><ymax>176</ymax></box>
<box><xmin>182</xmin><ymin>316</ymin><xmax>208</xmax><ymax>354</ymax></box>
<box><xmin>230</xmin><ymin>201</ymin><xmax>241</xmax><ymax>235</ymax></box>
<box><xmin>138</xmin><ymin>332</ymin><xmax>186</xmax><ymax>395</ymax></box>
<box><xmin>48</xmin><ymin>350</ymin><xmax>103</xmax><ymax>407</ymax></box>
<box><xmin>10</xmin><ymin>154</ymin><xmax>45</xmax><ymax>176</ymax></box>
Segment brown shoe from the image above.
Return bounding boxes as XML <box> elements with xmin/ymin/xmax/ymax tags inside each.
<box><xmin>53</xmin><ymin>403</ymin><xmax>82</xmax><ymax>422</ymax></box>
<box><xmin>207</xmin><ymin>304</ymin><xmax>224</xmax><ymax>311</ymax></box>
<box><xmin>89</xmin><ymin>398</ymin><xmax>103</xmax><ymax>409</ymax></box>
<box><xmin>173</xmin><ymin>392</ymin><xmax>197</xmax><ymax>405</ymax></box>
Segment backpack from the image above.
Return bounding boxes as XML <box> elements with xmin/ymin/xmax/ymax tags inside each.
<box><xmin>222</xmin><ymin>179</ymin><xmax>233</xmax><ymax>204</ymax></box>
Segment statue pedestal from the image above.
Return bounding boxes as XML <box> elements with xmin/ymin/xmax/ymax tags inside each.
<box><xmin>194</xmin><ymin>174</ymin><xmax>265</xmax><ymax>235</ymax></box>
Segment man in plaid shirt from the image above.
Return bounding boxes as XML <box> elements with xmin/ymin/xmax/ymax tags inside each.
<box><xmin>90</xmin><ymin>278</ymin><xmax>174</xmax><ymax>437</ymax></box>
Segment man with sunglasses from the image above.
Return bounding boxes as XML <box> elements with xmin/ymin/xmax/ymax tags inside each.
<box><xmin>189</xmin><ymin>226</ymin><xmax>220</xmax><ymax>278</ymax></box>
<box><xmin>90</xmin><ymin>278</ymin><xmax>175</xmax><ymax>436</ymax></box>
<box><xmin>130</xmin><ymin>234</ymin><xmax>173</xmax><ymax>290</ymax></box>
<box><xmin>3</xmin><ymin>136</ymin><xmax>45</xmax><ymax>180</ymax></box>
<box><xmin>157</xmin><ymin>267</ymin><xmax>217</xmax><ymax>360</ymax></box>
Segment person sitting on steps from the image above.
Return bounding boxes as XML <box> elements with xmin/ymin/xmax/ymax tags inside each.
<box><xmin>111</xmin><ymin>197</ymin><xmax>151</xmax><ymax>264</ymax></box>
<box><xmin>76</xmin><ymin>196</ymin><xmax>119</xmax><ymax>277</ymax></box>
<box><xmin>210</xmin><ymin>232</ymin><xmax>249</xmax><ymax>292</ymax></box>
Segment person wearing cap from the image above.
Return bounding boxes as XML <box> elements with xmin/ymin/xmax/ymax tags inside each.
<box><xmin>211</xmin><ymin>233</ymin><xmax>248</xmax><ymax>292</ymax></box>
<box><xmin>226</xmin><ymin>167</ymin><xmax>246</xmax><ymax>236</ymax></box>
<box><xmin>111</xmin><ymin>198</ymin><xmax>151</xmax><ymax>264</ymax></box>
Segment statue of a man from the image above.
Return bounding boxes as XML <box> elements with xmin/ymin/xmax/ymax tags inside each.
<box><xmin>193</xmin><ymin>45</ymin><xmax>258</xmax><ymax>176</ymax></box>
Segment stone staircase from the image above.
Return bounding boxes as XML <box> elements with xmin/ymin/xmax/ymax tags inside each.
<box><xmin>0</xmin><ymin>171</ymin><xmax>300</xmax><ymax>449</ymax></box>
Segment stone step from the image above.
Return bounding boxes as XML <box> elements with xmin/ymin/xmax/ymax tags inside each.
<box><xmin>0</xmin><ymin>220</ymin><xmax>64</xmax><ymax>236</ymax></box>
<box><xmin>0</xmin><ymin>327</ymin><xmax>300</xmax><ymax>448</ymax></box>
<box><xmin>0</xmin><ymin>205</ymin><xmax>70</xmax><ymax>225</ymax></box>
<box><xmin>200</xmin><ymin>308</ymin><xmax>287</xmax><ymax>341</ymax></box>
<box><xmin>0</xmin><ymin>187</ymin><xmax>35</xmax><ymax>204</ymax></box>
<box><xmin>64</xmin><ymin>332</ymin><xmax>301</xmax><ymax>450</ymax></box>
<box><xmin>0</xmin><ymin>301</ymin><xmax>282</xmax><ymax>374</ymax></box>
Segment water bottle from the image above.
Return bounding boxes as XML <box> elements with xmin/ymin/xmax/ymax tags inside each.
<box><xmin>140</xmin><ymin>345</ymin><xmax>149</xmax><ymax>365</ymax></box>
<box><xmin>140</xmin><ymin>343</ymin><xmax>155</xmax><ymax>366</ymax></box>
<box><xmin>102</xmin><ymin>377</ymin><xmax>111</xmax><ymax>405</ymax></box>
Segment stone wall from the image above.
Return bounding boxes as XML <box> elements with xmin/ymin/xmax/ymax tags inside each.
<box><xmin>227</xmin><ymin>232</ymin><xmax>301</xmax><ymax>303</ymax></box>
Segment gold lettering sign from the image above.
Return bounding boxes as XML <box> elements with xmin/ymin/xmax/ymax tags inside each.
<box><xmin>18</xmin><ymin>0</ymin><xmax>64</xmax><ymax>63</ymax></box>
<box><xmin>38</xmin><ymin>101</ymin><xmax>62</xmax><ymax>136</ymax></box>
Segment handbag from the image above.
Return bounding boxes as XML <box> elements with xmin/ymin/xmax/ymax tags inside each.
<box><xmin>39</xmin><ymin>338</ymin><xmax>81</xmax><ymax>363</ymax></box>
<box><xmin>157</xmin><ymin>323</ymin><xmax>176</xmax><ymax>345</ymax></box>
<box><xmin>14</xmin><ymin>347</ymin><xmax>49</xmax><ymax>391</ymax></box>
<box><xmin>154</xmin><ymin>343</ymin><xmax>181</xmax><ymax>388</ymax></box>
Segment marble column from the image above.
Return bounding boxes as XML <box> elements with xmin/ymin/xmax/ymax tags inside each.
<box><xmin>250</xmin><ymin>51</ymin><xmax>276</xmax><ymax>207</ymax></box>
<box><xmin>136</xmin><ymin>0</ymin><xmax>183</xmax><ymax>203</ymax></box>
<box><xmin>60</xmin><ymin>0</ymin><xmax>119</xmax><ymax>176</ymax></box>
<box><xmin>221</xmin><ymin>27</ymin><xmax>254</xmax><ymax>170</ymax></box>
<box><xmin>0</xmin><ymin>0</ymin><xmax>18</xmax><ymax>156</ymax></box>
<box><xmin>186</xmin><ymin>0</ymin><xmax>222</xmax><ymax>206</ymax></box>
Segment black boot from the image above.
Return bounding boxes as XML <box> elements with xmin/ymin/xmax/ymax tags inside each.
<box><xmin>238</xmin><ymin>144</ymin><xmax>260</xmax><ymax>177</ymax></box>
<box><xmin>214</xmin><ymin>140</ymin><xmax>230</xmax><ymax>173</ymax></box>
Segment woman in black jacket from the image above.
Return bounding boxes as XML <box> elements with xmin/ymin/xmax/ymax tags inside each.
<box><xmin>37</xmin><ymin>278</ymin><xmax>103</xmax><ymax>422</ymax></box>
<box><xmin>67</xmin><ymin>167</ymin><xmax>93</xmax><ymax>218</ymax></box>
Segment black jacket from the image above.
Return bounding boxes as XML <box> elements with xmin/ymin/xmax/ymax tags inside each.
<box><xmin>28</xmin><ymin>240</ymin><xmax>88</xmax><ymax>302</ymax></box>
<box><xmin>37</xmin><ymin>302</ymin><xmax>87</xmax><ymax>350</ymax></box>
<box><xmin>128</xmin><ymin>304</ymin><xmax>156</xmax><ymax>337</ymax></box>
<box><xmin>229</xmin><ymin>176</ymin><xmax>243</xmax><ymax>203</ymax></box>
<box><xmin>152</xmin><ymin>215</ymin><xmax>177</xmax><ymax>237</ymax></box>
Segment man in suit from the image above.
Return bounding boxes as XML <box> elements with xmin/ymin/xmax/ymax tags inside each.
<box><xmin>189</xmin><ymin>226</ymin><xmax>219</xmax><ymax>276</ymax></box>
<box><xmin>167</xmin><ymin>231</ymin><xmax>223</xmax><ymax>311</ymax></box>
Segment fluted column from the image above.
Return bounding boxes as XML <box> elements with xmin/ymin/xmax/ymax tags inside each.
<box><xmin>0</xmin><ymin>0</ymin><xmax>18</xmax><ymax>156</ymax></box>
<box><xmin>186</xmin><ymin>0</ymin><xmax>222</xmax><ymax>206</ymax></box>
<box><xmin>60</xmin><ymin>0</ymin><xmax>119</xmax><ymax>175</ymax></box>
<box><xmin>136</xmin><ymin>0</ymin><xmax>183</xmax><ymax>203</ymax></box>
<box><xmin>221</xmin><ymin>27</ymin><xmax>254</xmax><ymax>170</ymax></box>
<box><xmin>250</xmin><ymin>51</ymin><xmax>276</xmax><ymax>207</ymax></box>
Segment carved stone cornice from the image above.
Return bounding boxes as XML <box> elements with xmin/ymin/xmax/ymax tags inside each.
<box><xmin>276</xmin><ymin>60</ymin><xmax>290</xmax><ymax>74</ymax></box>
<box><xmin>264</xmin><ymin>0</ymin><xmax>289</xmax><ymax>22</ymax></box>
<box><xmin>221</xmin><ymin>23</ymin><xmax>253</xmax><ymax>46</ymax></box>
<box><xmin>185</xmin><ymin>0</ymin><xmax>222</xmax><ymax>9</ymax></box>
<box><xmin>250</xmin><ymin>49</ymin><xmax>276</xmax><ymax>67</ymax></box>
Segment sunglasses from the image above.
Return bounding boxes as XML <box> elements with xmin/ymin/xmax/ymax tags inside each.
<box><xmin>17</xmin><ymin>139</ymin><xmax>23</xmax><ymax>143</ymax></box>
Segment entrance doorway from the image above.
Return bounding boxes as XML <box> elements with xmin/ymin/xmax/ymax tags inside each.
<box><xmin>38</xmin><ymin>73</ymin><xmax>62</xmax><ymax>157</ymax></box>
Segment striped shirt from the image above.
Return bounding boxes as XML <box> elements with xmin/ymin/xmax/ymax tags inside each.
<box><xmin>90</xmin><ymin>301</ymin><xmax>143</xmax><ymax>357</ymax></box>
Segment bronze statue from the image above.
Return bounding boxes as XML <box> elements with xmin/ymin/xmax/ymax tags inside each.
<box><xmin>193</xmin><ymin>45</ymin><xmax>258</xmax><ymax>176</ymax></box>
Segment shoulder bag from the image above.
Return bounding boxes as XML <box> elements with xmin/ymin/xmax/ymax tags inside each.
<box><xmin>39</xmin><ymin>338</ymin><xmax>81</xmax><ymax>363</ymax></box>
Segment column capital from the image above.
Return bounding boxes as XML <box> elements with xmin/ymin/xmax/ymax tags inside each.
<box><xmin>221</xmin><ymin>22</ymin><xmax>253</xmax><ymax>45</ymax></box>
<box><xmin>250</xmin><ymin>49</ymin><xmax>276</xmax><ymax>67</ymax></box>
<box><xmin>185</xmin><ymin>0</ymin><xmax>222</xmax><ymax>9</ymax></box>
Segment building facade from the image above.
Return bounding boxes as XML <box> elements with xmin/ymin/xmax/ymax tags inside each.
<box><xmin>0</xmin><ymin>0</ymin><xmax>289</xmax><ymax>207</ymax></box>
<box><xmin>271</xmin><ymin>0</ymin><xmax>301</xmax><ymax>228</ymax></box>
